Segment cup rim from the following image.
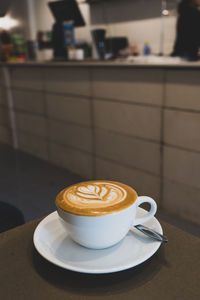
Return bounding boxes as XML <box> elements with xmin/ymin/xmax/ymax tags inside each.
<box><xmin>56</xmin><ymin>200</ymin><xmax>136</xmax><ymax>218</ymax></box>
<box><xmin>56</xmin><ymin>180</ymin><xmax>138</xmax><ymax>217</ymax></box>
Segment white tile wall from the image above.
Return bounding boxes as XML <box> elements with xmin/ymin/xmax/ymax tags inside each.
<box><xmin>11</xmin><ymin>67</ymin><xmax>44</xmax><ymax>90</ymax></box>
<box><xmin>47</xmin><ymin>120</ymin><xmax>93</xmax><ymax>153</ymax></box>
<box><xmin>46</xmin><ymin>93</ymin><xmax>91</xmax><ymax>126</ymax></box>
<box><xmin>0</xmin><ymin>107</ymin><xmax>10</xmax><ymax>126</ymax></box>
<box><xmin>162</xmin><ymin>179</ymin><xmax>200</xmax><ymax>225</ymax></box>
<box><xmin>94</xmin><ymin>99</ymin><xmax>161</xmax><ymax>141</ymax></box>
<box><xmin>163</xmin><ymin>146</ymin><xmax>200</xmax><ymax>189</ymax></box>
<box><xmin>166</xmin><ymin>70</ymin><xmax>200</xmax><ymax>111</ymax></box>
<box><xmin>95</xmin><ymin>157</ymin><xmax>160</xmax><ymax>202</ymax></box>
<box><xmin>0</xmin><ymin>86</ymin><xmax>7</xmax><ymax>107</ymax></box>
<box><xmin>92</xmin><ymin>69</ymin><xmax>163</xmax><ymax>106</ymax></box>
<box><xmin>15</xmin><ymin>112</ymin><xmax>47</xmax><ymax>138</ymax></box>
<box><xmin>95</xmin><ymin>128</ymin><xmax>160</xmax><ymax>175</ymax></box>
<box><xmin>164</xmin><ymin>109</ymin><xmax>200</xmax><ymax>151</ymax></box>
<box><xmin>13</xmin><ymin>89</ymin><xmax>45</xmax><ymax>114</ymax></box>
<box><xmin>49</xmin><ymin>142</ymin><xmax>93</xmax><ymax>179</ymax></box>
<box><xmin>0</xmin><ymin>125</ymin><xmax>12</xmax><ymax>145</ymax></box>
<box><xmin>44</xmin><ymin>67</ymin><xmax>91</xmax><ymax>97</ymax></box>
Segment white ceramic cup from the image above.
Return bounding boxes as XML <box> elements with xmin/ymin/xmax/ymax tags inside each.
<box><xmin>57</xmin><ymin>195</ymin><xmax>157</xmax><ymax>249</ymax></box>
<box><xmin>75</xmin><ymin>49</ymin><xmax>84</xmax><ymax>60</ymax></box>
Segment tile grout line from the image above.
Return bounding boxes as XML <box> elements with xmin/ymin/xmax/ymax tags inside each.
<box><xmin>7</xmin><ymin>128</ymin><xmax>161</xmax><ymax>178</ymax></box>
<box><xmin>3</xmin><ymin>66</ymin><xmax>18</xmax><ymax>149</ymax></box>
<box><xmin>159</xmin><ymin>69</ymin><xmax>167</xmax><ymax>209</ymax></box>
<box><xmin>10</xmin><ymin>84</ymin><xmax>200</xmax><ymax>114</ymax></box>
<box><xmin>41</xmin><ymin>68</ymin><xmax>51</xmax><ymax>163</ymax></box>
<box><xmin>89</xmin><ymin>68</ymin><xmax>96</xmax><ymax>179</ymax></box>
<box><xmin>13</xmin><ymin>108</ymin><xmax>92</xmax><ymax>129</ymax></box>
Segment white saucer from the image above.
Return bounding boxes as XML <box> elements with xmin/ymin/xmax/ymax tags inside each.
<box><xmin>33</xmin><ymin>208</ymin><xmax>163</xmax><ymax>274</ymax></box>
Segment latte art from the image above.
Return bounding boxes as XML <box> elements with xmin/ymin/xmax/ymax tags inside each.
<box><xmin>56</xmin><ymin>180</ymin><xmax>137</xmax><ymax>216</ymax></box>
<box><xmin>65</xmin><ymin>182</ymin><xmax>127</xmax><ymax>208</ymax></box>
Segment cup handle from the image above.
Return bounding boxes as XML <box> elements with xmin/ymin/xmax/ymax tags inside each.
<box><xmin>132</xmin><ymin>196</ymin><xmax>157</xmax><ymax>226</ymax></box>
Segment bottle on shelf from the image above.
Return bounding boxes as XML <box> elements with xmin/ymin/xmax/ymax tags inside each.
<box><xmin>143</xmin><ymin>41</ymin><xmax>151</xmax><ymax>56</ymax></box>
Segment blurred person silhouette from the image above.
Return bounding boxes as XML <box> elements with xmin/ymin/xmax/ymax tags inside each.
<box><xmin>172</xmin><ymin>0</ymin><xmax>200</xmax><ymax>60</ymax></box>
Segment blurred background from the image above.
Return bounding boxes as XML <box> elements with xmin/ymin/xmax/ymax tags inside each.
<box><xmin>0</xmin><ymin>0</ymin><xmax>196</xmax><ymax>61</ymax></box>
<box><xmin>0</xmin><ymin>0</ymin><xmax>199</xmax><ymax>235</ymax></box>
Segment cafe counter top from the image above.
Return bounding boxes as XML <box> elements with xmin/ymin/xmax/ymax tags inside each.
<box><xmin>0</xmin><ymin>216</ymin><xmax>199</xmax><ymax>300</ymax></box>
<box><xmin>1</xmin><ymin>57</ymin><xmax>200</xmax><ymax>68</ymax></box>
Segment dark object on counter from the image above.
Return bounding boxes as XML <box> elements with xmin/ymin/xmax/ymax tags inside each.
<box><xmin>48</xmin><ymin>0</ymin><xmax>85</xmax><ymax>26</ymax></box>
<box><xmin>105</xmin><ymin>37</ymin><xmax>128</xmax><ymax>57</ymax></box>
<box><xmin>76</xmin><ymin>41</ymin><xmax>92</xmax><ymax>58</ymax></box>
<box><xmin>26</xmin><ymin>41</ymin><xmax>36</xmax><ymax>61</ymax></box>
<box><xmin>48</xmin><ymin>0</ymin><xmax>85</xmax><ymax>60</ymax></box>
<box><xmin>0</xmin><ymin>202</ymin><xmax>24</xmax><ymax>233</ymax></box>
<box><xmin>52</xmin><ymin>22</ymin><xmax>67</xmax><ymax>60</ymax></box>
<box><xmin>143</xmin><ymin>42</ymin><xmax>151</xmax><ymax>56</ymax></box>
<box><xmin>172</xmin><ymin>0</ymin><xmax>200</xmax><ymax>61</ymax></box>
<box><xmin>91</xmin><ymin>29</ymin><xmax>106</xmax><ymax>59</ymax></box>
<box><xmin>36</xmin><ymin>31</ymin><xmax>52</xmax><ymax>50</ymax></box>
<box><xmin>0</xmin><ymin>30</ymin><xmax>12</xmax><ymax>44</ymax></box>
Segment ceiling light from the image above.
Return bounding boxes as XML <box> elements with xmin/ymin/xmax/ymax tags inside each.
<box><xmin>162</xmin><ymin>9</ymin><xmax>169</xmax><ymax>16</ymax></box>
<box><xmin>0</xmin><ymin>15</ymin><xmax>19</xmax><ymax>30</ymax></box>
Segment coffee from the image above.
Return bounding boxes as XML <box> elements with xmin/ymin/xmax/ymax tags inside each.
<box><xmin>56</xmin><ymin>181</ymin><xmax>157</xmax><ymax>249</ymax></box>
<box><xmin>56</xmin><ymin>180</ymin><xmax>137</xmax><ymax>216</ymax></box>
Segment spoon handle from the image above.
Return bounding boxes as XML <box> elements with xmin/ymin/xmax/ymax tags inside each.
<box><xmin>135</xmin><ymin>224</ymin><xmax>168</xmax><ymax>243</ymax></box>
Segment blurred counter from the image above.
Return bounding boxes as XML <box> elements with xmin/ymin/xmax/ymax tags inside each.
<box><xmin>0</xmin><ymin>62</ymin><xmax>200</xmax><ymax>226</ymax></box>
<box><xmin>1</xmin><ymin>56</ymin><xmax>200</xmax><ymax>68</ymax></box>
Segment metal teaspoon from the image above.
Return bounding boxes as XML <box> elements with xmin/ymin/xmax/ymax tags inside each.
<box><xmin>135</xmin><ymin>224</ymin><xmax>168</xmax><ymax>243</ymax></box>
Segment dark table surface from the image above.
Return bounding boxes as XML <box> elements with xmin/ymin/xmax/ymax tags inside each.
<box><xmin>0</xmin><ymin>215</ymin><xmax>200</xmax><ymax>300</ymax></box>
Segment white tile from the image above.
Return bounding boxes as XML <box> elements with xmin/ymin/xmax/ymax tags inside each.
<box><xmin>0</xmin><ymin>107</ymin><xmax>10</xmax><ymax>126</ymax></box>
<box><xmin>0</xmin><ymin>68</ymin><xmax>3</xmax><ymax>86</ymax></box>
<box><xmin>0</xmin><ymin>68</ymin><xmax>6</xmax><ymax>87</ymax></box>
<box><xmin>13</xmin><ymin>89</ymin><xmax>45</xmax><ymax>114</ymax></box>
<box><xmin>44</xmin><ymin>67</ymin><xmax>91</xmax><ymax>96</ymax></box>
<box><xmin>11</xmin><ymin>67</ymin><xmax>44</xmax><ymax>90</ymax></box>
<box><xmin>163</xmin><ymin>146</ymin><xmax>200</xmax><ymax>189</ymax></box>
<box><xmin>95</xmin><ymin>128</ymin><xmax>160</xmax><ymax>175</ymax></box>
<box><xmin>49</xmin><ymin>142</ymin><xmax>93</xmax><ymax>179</ymax></box>
<box><xmin>48</xmin><ymin>120</ymin><xmax>93</xmax><ymax>153</ymax></box>
<box><xmin>164</xmin><ymin>109</ymin><xmax>200</xmax><ymax>151</ymax></box>
<box><xmin>95</xmin><ymin>157</ymin><xmax>160</xmax><ymax>202</ymax></box>
<box><xmin>163</xmin><ymin>179</ymin><xmax>200</xmax><ymax>225</ymax></box>
<box><xmin>92</xmin><ymin>68</ymin><xmax>163</xmax><ymax>105</ymax></box>
<box><xmin>0</xmin><ymin>125</ymin><xmax>12</xmax><ymax>145</ymax></box>
<box><xmin>15</xmin><ymin>112</ymin><xmax>47</xmax><ymax>137</ymax></box>
<box><xmin>0</xmin><ymin>86</ymin><xmax>7</xmax><ymax>107</ymax></box>
<box><xmin>46</xmin><ymin>93</ymin><xmax>91</xmax><ymax>126</ymax></box>
<box><xmin>94</xmin><ymin>100</ymin><xmax>161</xmax><ymax>141</ymax></box>
<box><xmin>166</xmin><ymin>70</ymin><xmax>200</xmax><ymax>111</ymax></box>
